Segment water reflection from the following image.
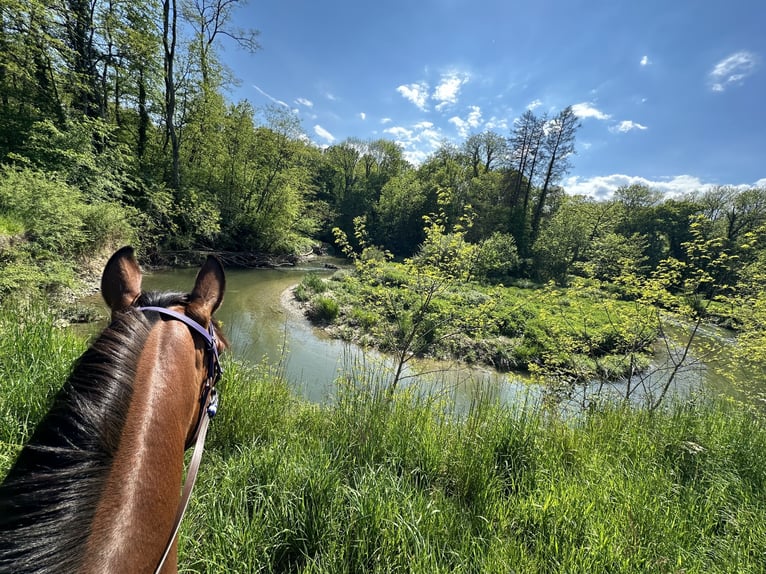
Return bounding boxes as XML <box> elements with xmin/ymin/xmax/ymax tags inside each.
<box><xmin>80</xmin><ymin>260</ymin><xmax>753</xmax><ymax>409</ymax></box>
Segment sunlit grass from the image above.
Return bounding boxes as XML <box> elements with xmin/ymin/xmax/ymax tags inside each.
<box><xmin>2</xmin><ymin>299</ymin><xmax>765</xmax><ymax>573</ymax></box>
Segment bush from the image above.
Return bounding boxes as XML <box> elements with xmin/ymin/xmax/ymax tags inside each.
<box><xmin>301</xmin><ymin>273</ymin><xmax>327</xmax><ymax>294</ymax></box>
<box><xmin>475</xmin><ymin>232</ymin><xmax>519</xmax><ymax>281</ymax></box>
<box><xmin>307</xmin><ymin>295</ymin><xmax>340</xmax><ymax>323</ymax></box>
<box><xmin>0</xmin><ymin>167</ymin><xmax>87</xmax><ymax>257</ymax></box>
<box><xmin>0</xmin><ymin>167</ymin><xmax>136</xmax><ymax>294</ymax></box>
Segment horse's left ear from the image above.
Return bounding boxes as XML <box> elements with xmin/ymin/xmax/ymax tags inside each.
<box><xmin>102</xmin><ymin>246</ymin><xmax>143</xmax><ymax>315</ymax></box>
<box><xmin>188</xmin><ymin>255</ymin><xmax>225</xmax><ymax>323</ymax></box>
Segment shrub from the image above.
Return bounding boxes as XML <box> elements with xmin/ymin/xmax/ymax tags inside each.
<box><xmin>349</xmin><ymin>307</ymin><xmax>378</xmax><ymax>329</ymax></box>
<box><xmin>301</xmin><ymin>273</ymin><xmax>327</xmax><ymax>294</ymax></box>
<box><xmin>307</xmin><ymin>295</ymin><xmax>339</xmax><ymax>323</ymax></box>
<box><xmin>475</xmin><ymin>232</ymin><xmax>519</xmax><ymax>281</ymax></box>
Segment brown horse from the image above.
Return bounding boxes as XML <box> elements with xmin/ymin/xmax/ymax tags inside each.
<box><xmin>0</xmin><ymin>246</ymin><xmax>226</xmax><ymax>574</ymax></box>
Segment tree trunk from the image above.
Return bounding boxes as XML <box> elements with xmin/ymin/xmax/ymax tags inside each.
<box><xmin>163</xmin><ymin>0</ymin><xmax>180</xmax><ymax>190</ymax></box>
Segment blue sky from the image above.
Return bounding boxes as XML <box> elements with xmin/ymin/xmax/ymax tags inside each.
<box><xmin>221</xmin><ymin>0</ymin><xmax>765</xmax><ymax>199</ymax></box>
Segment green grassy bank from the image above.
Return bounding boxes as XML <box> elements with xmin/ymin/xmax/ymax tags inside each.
<box><xmin>2</xmin><ymin>301</ymin><xmax>766</xmax><ymax>573</ymax></box>
<box><xmin>296</xmin><ymin>267</ymin><xmax>659</xmax><ymax>382</ymax></box>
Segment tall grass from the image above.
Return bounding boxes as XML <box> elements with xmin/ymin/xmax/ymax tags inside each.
<box><xmin>1</xmin><ymin>299</ymin><xmax>765</xmax><ymax>572</ymax></box>
<box><xmin>0</xmin><ymin>299</ymin><xmax>84</xmax><ymax>472</ymax></box>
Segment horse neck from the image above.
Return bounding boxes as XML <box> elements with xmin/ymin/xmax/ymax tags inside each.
<box><xmin>81</xmin><ymin>318</ymin><xmax>202</xmax><ymax>574</ymax></box>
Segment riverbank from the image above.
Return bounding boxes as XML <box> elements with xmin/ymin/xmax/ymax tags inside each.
<box><xmin>290</xmin><ymin>267</ymin><xmax>658</xmax><ymax>385</ymax></box>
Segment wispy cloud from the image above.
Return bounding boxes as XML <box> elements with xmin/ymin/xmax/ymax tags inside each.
<box><xmin>397</xmin><ymin>82</ymin><xmax>430</xmax><ymax>110</ymax></box>
<box><xmin>485</xmin><ymin>116</ymin><xmax>509</xmax><ymax>131</ymax></box>
<box><xmin>571</xmin><ymin>102</ymin><xmax>611</xmax><ymax>120</ymax></box>
<box><xmin>433</xmin><ymin>72</ymin><xmax>469</xmax><ymax>110</ymax></box>
<box><xmin>384</xmin><ymin>126</ymin><xmax>414</xmax><ymax>140</ymax></box>
<box><xmin>710</xmin><ymin>51</ymin><xmax>757</xmax><ymax>92</ymax></box>
<box><xmin>359</xmin><ymin>112</ymin><xmax>367</xmax><ymax>120</ymax></box>
<box><xmin>384</xmin><ymin>122</ymin><xmax>444</xmax><ymax>164</ymax></box>
<box><xmin>449</xmin><ymin>106</ymin><xmax>482</xmax><ymax>138</ymax></box>
<box><xmin>640</xmin><ymin>55</ymin><xmax>650</xmax><ymax>67</ymax></box>
<box><xmin>381</xmin><ymin>117</ymin><xmax>392</xmax><ymax>125</ymax></box>
<box><xmin>527</xmin><ymin>99</ymin><xmax>543</xmax><ymax>111</ymax></box>
<box><xmin>314</xmin><ymin>124</ymin><xmax>335</xmax><ymax>143</ymax></box>
<box><xmin>252</xmin><ymin>84</ymin><xmax>289</xmax><ymax>108</ymax></box>
<box><xmin>610</xmin><ymin>120</ymin><xmax>648</xmax><ymax>133</ymax></box>
<box><xmin>295</xmin><ymin>97</ymin><xmax>313</xmax><ymax>108</ymax></box>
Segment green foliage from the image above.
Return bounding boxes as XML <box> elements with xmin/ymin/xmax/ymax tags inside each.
<box><xmin>0</xmin><ymin>167</ymin><xmax>86</xmax><ymax>256</ymax></box>
<box><xmin>307</xmin><ymin>295</ymin><xmax>340</xmax><ymax>323</ymax></box>
<box><xmin>475</xmin><ymin>232</ymin><xmax>519</xmax><ymax>281</ymax></box>
<box><xmin>0</xmin><ymin>214</ymin><xmax>24</xmax><ymax>236</ymax></box>
<box><xmin>295</xmin><ymin>273</ymin><xmax>328</xmax><ymax>302</ymax></box>
<box><xmin>583</xmin><ymin>232</ymin><xmax>649</xmax><ymax>282</ymax></box>
<box><xmin>0</xmin><ymin>167</ymin><xmax>135</xmax><ymax>294</ymax></box>
<box><xmin>374</xmin><ymin>171</ymin><xmax>427</xmax><ymax>255</ymax></box>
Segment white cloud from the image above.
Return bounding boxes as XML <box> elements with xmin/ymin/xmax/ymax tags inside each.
<box><xmin>710</xmin><ymin>51</ymin><xmax>757</xmax><ymax>92</ymax></box>
<box><xmin>384</xmin><ymin>122</ymin><xmax>445</xmax><ymax>165</ymax></box>
<box><xmin>383</xmin><ymin>126</ymin><xmax>414</xmax><ymax>140</ymax></box>
<box><xmin>381</xmin><ymin>117</ymin><xmax>392</xmax><ymax>124</ymax></box>
<box><xmin>610</xmin><ymin>120</ymin><xmax>648</xmax><ymax>133</ymax></box>
<box><xmin>485</xmin><ymin>116</ymin><xmax>509</xmax><ymax>131</ymax></box>
<box><xmin>359</xmin><ymin>112</ymin><xmax>366</xmax><ymax>120</ymax></box>
<box><xmin>467</xmin><ymin>106</ymin><xmax>482</xmax><ymax>127</ymax></box>
<box><xmin>449</xmin><ymin>106</ymin><xmax>482</xmax><ymax>138</ymax></box>
<box><xmin>433</xmin><ymin>72</ymin><xmax>469</xmax><ymax>110</ymax></box>
<box><xmin>564</xmin><ymin>174</ymin><xmax>714</xmax><ymax>200</ymax></box>
<box><xmin>313</xmin><ymin>125</ymin><xmax>335</xmax><ymax>143</ymax></box>
<box><xmin>640</xmin><ymin>55</ymin><xmax>650</xmax><ymax>67</ymax></box>
<box><xmin>755</xmin><ymin>178</ymin><xmax>766</xmax><ymax>188</ymax></box>
<box><xmin>527</xmin><ymin>99</ymin><xmax>543</xmax><ymax>111</ymax></box>
<box><xmin>295</xmin><ymin>97</ymin><xmax>313</xmax><ymax>108</ymax></box>
<box><xmin>397</xmin><ymin>82</ymin><xmax>430</xmax><ymax>110</ymax></box>
<box><xmin>252</xmin><ymin>84</ymin><xmax>289</xmax><ymax>108</ymax></box>
<box><xmin>571</xmin><ymin>102</ymin><xmax>611</xmax><ymax>120</ymax></box>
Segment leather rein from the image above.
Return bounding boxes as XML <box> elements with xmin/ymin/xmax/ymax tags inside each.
<box><xmin>136</xmin><ymin>306</ymin><xmax>223</xmax><ymax>574</ymax></box>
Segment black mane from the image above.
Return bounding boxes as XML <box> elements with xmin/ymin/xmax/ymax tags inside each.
<box><xmin>0</xmin><ymin>292</ymin><xmax>187</xmax><ymax>574</ymax></box>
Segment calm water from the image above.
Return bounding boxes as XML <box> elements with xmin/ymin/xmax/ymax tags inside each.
<box><xmin>83</xmin><ymin>260</ymin><xmax>757</xmax><ymax>408</ymax></box>
<box><xmin>131</xmin><ymin>259</ymin><xmax>533</xmax><ymax>407</ymax></box>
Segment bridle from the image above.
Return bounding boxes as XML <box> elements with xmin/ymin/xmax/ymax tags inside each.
<box><xmin>136</xmin><ymin>306</ymin><xmax>223</xmax><ymax>574</ymax></box>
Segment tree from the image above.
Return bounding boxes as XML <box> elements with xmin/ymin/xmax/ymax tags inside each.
<box><xmin>183</xmin><ymin>0</ymin><xmax>259</xmax><ymax>91</ymax></box>
<box><xmin>374</xmin><ymin>171</ymin><xmax>427</xmax><ymax>256</ymax></box>
<box><xmin>462</xmin><ymin>130</ymin><xmax>508</xmax><ymax>178</ymax></box>
<box><xmin>215</xmin><ymin>105</ymin><xmax>314</xmax><ymax>251</ymax></box>
<box><xmin>0</xmin><ymin>2</ymin><xmax>66</xmax><ymax>155</ymax></box>
<box><xmin>533</xmin><ymin>195</ymin><xmax>594</xmax><ymax>285</ymax></box>
<box><xmin>508</xmin><ymin>110</ymin><xmax>546</xmax><ymax>252</ymax></box>
<box><xmin>614</xmin><ymin>183</ymin><xmax>662</xmax><ymax>211</ymax></box>
<box><xmin>529</xmin><ymin>106</ymin><xmax>579</xmax><ymax>250</ymax></box>
<box><xmin>161</xmin><ymin>0</ymin><xmax>186</xmax><ymax>190</ymax></box>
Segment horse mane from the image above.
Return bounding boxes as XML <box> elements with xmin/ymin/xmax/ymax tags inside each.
<box><xmin>0</xmin><ymin>291</ymin><xmax>188</xmax><ymax>574</ymax></box>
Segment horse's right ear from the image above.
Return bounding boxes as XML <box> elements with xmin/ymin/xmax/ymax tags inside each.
<box><xmin>101</xmin><ymin>246</ymin><xmax>143</xmax><ymax>315</ymax></box>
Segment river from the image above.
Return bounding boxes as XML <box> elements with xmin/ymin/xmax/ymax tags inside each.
<box><xmin>128</xmin><ymin>259</ymin><xmax>531</xmax><ymax>408</ymax></box>
<box><xmin>82</xmin><ymin>259</ymin><xmax>757</xmax><ymax>409</ymax></box>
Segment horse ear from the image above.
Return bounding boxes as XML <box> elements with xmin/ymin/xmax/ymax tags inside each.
<box><xmin>101</xmin><ymin>246</ymin><xmax>143</xmax><ymax>314</ymax></box>
<box><xmin>188</xmin><ymin>255</ymin><xmax>225</xmax><ymax>323</ymax></box>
